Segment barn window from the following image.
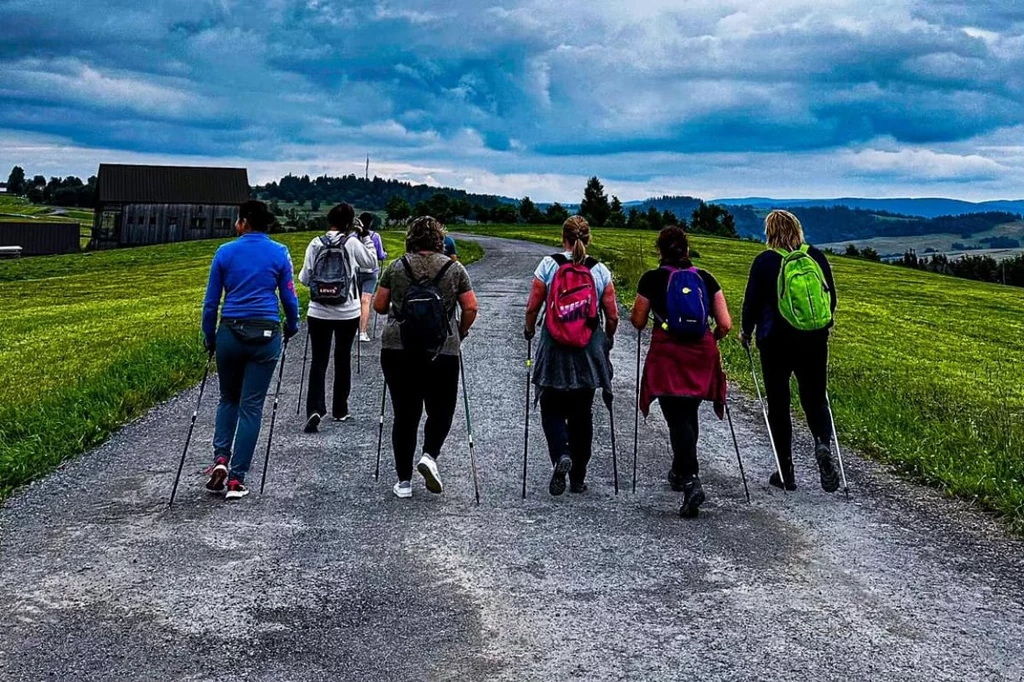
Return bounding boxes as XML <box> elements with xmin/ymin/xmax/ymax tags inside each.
<box><xmin>125</xmin><ymin>215</ymin><xmax>134</xmax><ymax>226</ymax></box>
<box><xmin>149</xmin><ymin>216</ymin><xmax>157</xmax><ymax>226</ymax></box>
<box><xmin>215</xmin><ymin>218</ymin><xmax>230</xmax><ymax>230</ymax></box>
<box><xmin>191</xmin><ymin>217</ymin><xmax>207</xmax><ymax>230</ymax></box>
<box><xmin>168</xmin><ymin>216</ymin><xmax>178</xmax><ymax>227</ymax></box>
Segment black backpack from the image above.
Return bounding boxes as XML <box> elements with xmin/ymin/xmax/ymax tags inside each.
<box><xmin>309</xmin><ymin>235</ymin><xmax>353</xmax><ymax>304</ymax></box>
<box><xmin>397</xmin><ymin>256</ymin><xmax>456</xmax><ymax>357</ymax></box>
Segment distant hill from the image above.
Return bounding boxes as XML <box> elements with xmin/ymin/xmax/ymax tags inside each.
<box><xmin>253</xmin><ymin>173</ymin><xmax>515</xmax><ymax>212</ymax></box>
<box><xmin>713</xmin><ymin>197</ymin><xmax>1024</xmax><ymax>219</ymax></box>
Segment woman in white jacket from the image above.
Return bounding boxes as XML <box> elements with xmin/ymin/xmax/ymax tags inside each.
<box><xmin>298</xmin><ymin>203</ymin><xmax>377</xmax><ymax>432</ymax></box>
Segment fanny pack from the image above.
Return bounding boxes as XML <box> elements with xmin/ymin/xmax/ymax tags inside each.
<box><xmin>223</xmin><ymin>318</ymin><xmax>279</xmax><ymax>344</ymax></box>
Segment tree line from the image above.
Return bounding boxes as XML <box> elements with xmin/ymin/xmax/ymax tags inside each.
<box><xmin>892</xmin><ymin>250</ymin><xmax>1024</xmax><ymax>287</ymax></box>
<box><xmin>5</xmin><ymin>166</ymin><xmax>98</xmax><ymax>208</ymax></box>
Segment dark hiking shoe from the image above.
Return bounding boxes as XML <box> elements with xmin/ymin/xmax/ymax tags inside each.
<box><xmin>679</xmin><ymin>476</ymin><xmax>706</xmax><ymax>519</ymax></box>
<box><xmin>569</xmin><ymin>481</ymin><xmax>588</xmax><ymax>494</ymax></box>
<box><xmin>768</xmin><ymin>470</ymin><xmax>797</xmax><ymax>491</ymax></box>
<box><xmin>225</xmin><ymin>480</ymin><xmax>249</xmax><ymax>500</ymax></box>
<box><xmin>815</xmin><ymin>441</ymin><xmax>841</xmax><ymax>493</ymax></box>
<box><xmin>333</xmin><ymin>413</ymin><xmax>350</xmax><ymax>422</ymax></box>
<box><xmin>304</xmin><ymin>413</ymin><xmax>322</xmax><ymax>433</ymax></box>
<box><xmin>549</xmin><ymin>455</ymin><xmax>572</xmax><ymax>496</ymax></box>
<box><xmin>667</xmin><ymin>469</ymin><xmax>686</xmax><ymax>492</ymax></box>
<box><xmin>205</xmin><ymin>457</ymin><xmax>228</xmax><ymax>493</ymax></box>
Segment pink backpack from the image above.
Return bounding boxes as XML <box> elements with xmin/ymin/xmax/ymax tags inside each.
<box><xmin>545</xmin><ymin>253</ymin><xmax>600</xmax><ymax>349</ymax></box>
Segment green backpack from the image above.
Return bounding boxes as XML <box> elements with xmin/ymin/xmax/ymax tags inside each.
<box><xmin>776</xmin><ymin>245</ymin><xmax>833</xmax><ymax>331</ymax></box>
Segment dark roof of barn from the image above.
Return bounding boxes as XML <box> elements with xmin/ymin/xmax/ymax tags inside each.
<box><xmin>97</xmin><ymin>164</ymin><xmax>250</xmax><ymax>204</ymax></box>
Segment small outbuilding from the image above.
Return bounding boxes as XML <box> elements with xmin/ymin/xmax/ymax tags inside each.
<box><xmin>91</xmin><ymin>164</ymin><xmax>250</xmax><ymax>249</ymax></box>
<box><xmin>0</xmin><ymin>222</ymin><xmax>80</xmax><ymax>256</ymax></box>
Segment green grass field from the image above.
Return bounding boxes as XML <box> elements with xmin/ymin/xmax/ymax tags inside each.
<box><xmin>0</xmin><ymin>232</ymin><xmax>481</xmax><ymax>499</ymax></box>
<box><xmin>468</xmin><ymin>224</ymin><xmax>1024</xmax><ymax>529</ymax></box>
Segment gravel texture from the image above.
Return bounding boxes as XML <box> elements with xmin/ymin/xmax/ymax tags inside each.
<box><xmin>1</xmin><ymin>234</ymin><xmax>1023</xmax><ymax>681</ymax></box>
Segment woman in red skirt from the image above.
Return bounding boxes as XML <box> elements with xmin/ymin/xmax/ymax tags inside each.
<box><xmin>631</xmin><ymin>226</ymin><xmax>732</xmax><ymax>518</ymax></box>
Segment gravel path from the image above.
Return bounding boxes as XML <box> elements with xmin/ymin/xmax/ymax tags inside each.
<box><xmin>1</xmin><ymin>234</ymin><xmax>1022</xmax><ymax>681</ymax></box>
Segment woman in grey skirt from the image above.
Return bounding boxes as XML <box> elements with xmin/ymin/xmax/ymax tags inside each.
<box><xmin>524</xmin><ymin>216</ymin><xmax>619</xmax><ymax>495</ymax></box>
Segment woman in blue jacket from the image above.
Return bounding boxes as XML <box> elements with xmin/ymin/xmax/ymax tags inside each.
<box><xmin>202</xmin><ymin>200</ymin><xmax>299</xmax><ymax>499</ymax></box>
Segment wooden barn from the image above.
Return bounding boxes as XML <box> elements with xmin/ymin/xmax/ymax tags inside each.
<box><xmin>91</xmin><ymin>164</ymin><xmax>250</xmax><ymax>249</ymax></box>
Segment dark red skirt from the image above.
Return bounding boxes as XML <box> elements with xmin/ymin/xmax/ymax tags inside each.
<box><xmin>639</xmin><ymin>328</ymin><xmax>727</xmax><ymax>419</ymax></box>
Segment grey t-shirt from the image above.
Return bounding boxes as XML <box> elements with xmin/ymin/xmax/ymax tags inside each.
<box><xmin>379</xmin><ymin>252</ymin><xmax>473</xmax><ymax>356</ymax></box>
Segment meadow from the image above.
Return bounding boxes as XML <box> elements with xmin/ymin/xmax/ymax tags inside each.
<box><xmin>0</xmin><ymin>230</ymin><xmax>481</xmax><ymax>498</ymax></box>
<box><xmin>468</xmin><ymin>225</ymin><xmax>1024</xmax><ymax>529</ymax></box>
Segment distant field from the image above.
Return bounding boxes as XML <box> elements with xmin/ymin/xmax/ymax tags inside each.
<box><xmin>0</xmin><ymin>195</ymin><xmax>92</xmax><ymax>248</ymax></box>
<box><xmin>0</xmin><ymin>232</ymin><xmax>481</xmax><ymax>498</ymax></box>
<box><xmin>820</xmin><ymin>220</ymin><xmax>1024</xmax><ymax>261</ymax></box>
<box><xmin>468</xmin><ymin>224</ymin><xmax>1024</xmax><ymax>529</ymax></box>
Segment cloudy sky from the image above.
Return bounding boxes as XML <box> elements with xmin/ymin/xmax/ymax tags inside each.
<box><xmin>2</xmin><ymin>0</ymin><xmax>1023</xmax><ymax>201</ymax></box>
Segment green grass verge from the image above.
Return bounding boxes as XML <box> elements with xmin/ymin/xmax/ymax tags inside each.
<box><xmin>0</xmin><ymin>232</ymin><xmax>481</xmax><ymax>499</ymax></box>
<box><xmin>467</xmin><ymin>224</ymin><xmax>1024</xmax><ymax>530</ymax></box>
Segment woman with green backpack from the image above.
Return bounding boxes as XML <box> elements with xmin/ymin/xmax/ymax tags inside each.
<box><xmin>740</xmin><ymin>209</ymin><xmax>840</xmax><ymax>493</ymax></box>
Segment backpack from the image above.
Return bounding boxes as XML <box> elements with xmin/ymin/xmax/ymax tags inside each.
<box><xmin>661</xmin><ymin>266</ymin><xmax>709</xmax><ymax>339</ymax></box>
<box><xmin>776</xmin><ymin>244</ymin><xmax>833</xmax><ymax>331</ymax></box>
<box><xmin>309</xmin><ymin>235</ymin><xmax>353</xmax><ymax>304</ymax></box>
<box><xmin>397</xmin><ymin>256</ymin><xmax>457</xmax><ymax>357</ymax></box>
<box><xmin>545</xmin><ymin>253</ymin><xmax>599</xmax><ymax>349</ymax></box>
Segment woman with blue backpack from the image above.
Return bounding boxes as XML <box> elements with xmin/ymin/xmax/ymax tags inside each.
<box><xmin>630</xmin><ymin>226</ymin><xmax>731</xmax><ymax>518</ymax></box>
<box><xmin>524</xmin><ymin>215</ymin><xmax>619</xmax><ymax>496</ymax></box>
<box><xmin>740</xmin><ymin>209</ymin><xmax>840</xmax><ymax>493</ymax></box>
<box><xmin>297</xmin><ymin>203</ymin><xmax>378</xmax><ymax>433</ymax></box>
<box><xmin>373</xmin><ymin>216</ymin><xmax>478</xmax><ymax>499</ymax></box>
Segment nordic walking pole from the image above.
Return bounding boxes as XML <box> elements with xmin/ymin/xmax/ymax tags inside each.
<box><xmin>295</xmin><ymin>328</ymin><xmax>309</xmax><ymax>416</ymax></box>
<box><xmin>724</xmin><ymin>397</ymin><xmax>751</xmax><ymax>504</ymax></box>
<box><xmin>632</xmin><ymin>326</ymin><xmax>641</xmax><ymax>494</ymax></box>
<box><xmin>259</xmin><ymin>338</ymin><xmax>290</xmax><ymax>495</ymax></box>
<box><xmin>169</xmin><ymin>350</ymin><xmax>214</xmax><ymax>507</ymax></box>
<box><xmin>459</xmin><ymin>352</ymin><xmax>481</xmax><ymax>505</ymax></box>
<box><xmin>602</xmin><ymin>390</ymin><xmax>619</xmax><ymax>495</ymax></box>
<box><xmin>746</xmin><ymin>344</ymin><xmax>787</xmax><ymax>492</ymax></box>
<box><xmin>522</xmin><ymin>337</ymin><xmax>533</xmax><ymax>499</ymax></box>
<box><xmin>375</xmin><ymin>378</ymin><xmax>387</xmax><ymax>481</ymax></box>
<box><xmin>826</xmin><ymin>394</ymin><xmax>850</xmax><ymax>500</ymax></box>
<box><xmin>356</xmin><ymin>322</ymin><xmax>361</xmax><ymax>375</ymax></box>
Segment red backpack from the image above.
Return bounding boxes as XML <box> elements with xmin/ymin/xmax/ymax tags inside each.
<box><xmin>545</xmin><ymin>253</ymin><xmax>600</xmax><ymax>349</ymax></box>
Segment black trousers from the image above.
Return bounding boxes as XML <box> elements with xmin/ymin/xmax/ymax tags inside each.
<box><xmin>659</xmin><ymin>396</ymin><xmax>702</xmax><ymax>479</ymax></box>
<box><xmin>539</xmin><ymin>388</ymin><xmax>594</xmax><ymax>486</ymax></box>
<box><xmin>759</xmin><ymin>335</ymin><xmax>833</xmax><ymax>467</ymax></box>
<box><xmin>381</xmin><ymin>349</ymin><xmax>460</xmax><ymax>481</ymax></box>
<box><xmin>305</xmin><ymin>316</ymin><xmax>360</xmax><ymax>419</ymax></box>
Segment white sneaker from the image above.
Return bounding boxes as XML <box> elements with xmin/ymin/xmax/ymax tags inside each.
<box><xmin>393</xmin><ymin>480</ymin><xmax>412</xmax><ymax>498</ymax></box>
<box><xmin>416</xmin><ymin>453</ymin><xmax>443</xmax><ymax>494</ymax></box>
<box><xmin>360</xmin><ymin>332</ymin><xmax>371</xmax><ymax>343</ymax></box>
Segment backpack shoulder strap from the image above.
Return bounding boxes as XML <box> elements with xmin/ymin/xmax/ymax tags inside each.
<box><xmin>551</xmin><ymin>253</ymin><xmax>569</xmax><ymax>266</ymax></box>
<box><xmin>319</xmin><ymin>235</ymin><xmax>332</xmax><ymax>248</ymax></box>
<box><xmin>431</xmin><ymin>259</ymin><xmax>457</xmax><ymax>287</ymax></box>
<box><xmin>799</xmin><ymin>244</ymin><xmax>810</xmax><ymax>254</ymax></box>
<box><xmin>583</xmin><ymin>256</ymin><xmax>598</xmax><ymax>270</ymax></box>
<box><xmin>400</xmin><ymin>256</ymin><xmax>415</xmax><ymax>280</ymax></box>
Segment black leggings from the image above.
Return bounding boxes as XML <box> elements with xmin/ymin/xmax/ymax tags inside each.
<box><xmin>381</xmin><ymin>350</ymin><xmax>460</xmax><ymax>481</ymax></box>
<box><xmin>659</xmin><ymin>396</ymin><xmax>702</xmax><ymax>479</ymax></box>
<box><xmin>539</xmin><ymin>388</ymin><xmax>594</xmax><ymax>486</ymax></box>
<box><xmin>305</xmin><ymin>316</ymin><xmax>359</xmax><ymax>419</ymax></box>
<box><xmin>759</xmin><ymin>336</ymin><xmax>833</xmax><ymax>466</ymax></box>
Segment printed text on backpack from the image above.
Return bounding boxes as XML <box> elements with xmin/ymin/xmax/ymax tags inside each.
<box><xmin>398</xmin><ymin>257</ymin><xmax>457</xmax><ymax>357</ymax></box>
<box><xmin>545</xmin><ymin>254</ymin><xmax>599</xmax><ymax>349</ymax></box>
<box><xmin>309</xmin><ymin>235</ymin><xmax>354</xmax><ymax>304</ymax></box>
<box><xmin>776</xmin><ymin>245</ymin><xmax>832</xmax><ymax>331</ymax></box>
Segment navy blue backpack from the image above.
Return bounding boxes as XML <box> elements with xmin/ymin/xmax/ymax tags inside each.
<box><xmin>661</xmin><ymin>266</ymin><xmax>709</xmax><ymax>339</ymax></box>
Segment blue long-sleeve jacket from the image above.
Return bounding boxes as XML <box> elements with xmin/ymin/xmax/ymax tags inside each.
<box><xmin>202</xmin><ymin>232</ymin><xmax>300</xmax><ymax>342</ymax></box>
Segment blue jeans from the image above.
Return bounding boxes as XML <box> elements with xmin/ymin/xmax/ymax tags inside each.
<box><xmin>213</xmin><ymin>324</ymin><xmax>282</xmax><ymax>482</ymax></box>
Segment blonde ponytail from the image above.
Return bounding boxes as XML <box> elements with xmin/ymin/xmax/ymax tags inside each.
<box><xmin>563</xmin><ymin>215</ymin><xmax>591</xmax><ymax>265</ymax></box>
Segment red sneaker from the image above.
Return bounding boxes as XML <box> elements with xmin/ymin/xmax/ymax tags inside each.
<box><xmin>225</xmin><ymin>479</ymin><xmax>250</xmax><ymax>500</ymax></box>
<box><xmin>204</xmin><ymin>457</ymin><xmax>228</xmax><ymax>493</ymax></box>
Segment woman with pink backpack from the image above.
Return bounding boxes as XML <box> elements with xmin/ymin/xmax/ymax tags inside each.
<box><xmin>630</xmin><ymin>226</ymin><xmax>732</xmax><ymax>518</ymax></box>
<box><xmin>524</xmin><ymin>216</ymin><xmax>619</xmax><ymax>496</ymax></box>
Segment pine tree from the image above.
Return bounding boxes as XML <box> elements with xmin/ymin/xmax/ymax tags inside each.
<box><xmin>580</xmin><ymin>177</ymin><xmax>611</xmax><ymax>227</ymax></box>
